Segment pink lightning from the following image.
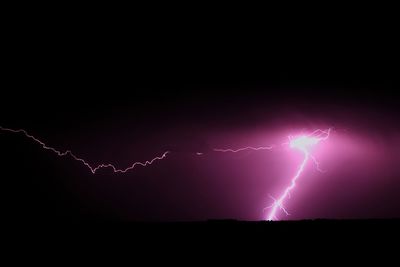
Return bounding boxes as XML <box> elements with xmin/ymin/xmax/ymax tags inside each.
<box><xmin>0</xmin><ymin>126</ymin><xmax>169</xmax><ymax>174</ymax></box>
<box><xmin>213</xmin><ymin>146</ymin><xmax>274</xmax><ymax>153</ymax></box>
<box><xmin>211</xmin><ymin>128</ymin><xmax>331</xmax><ymax>221</ymax></box>
<box><xmin>266</xmin><ymin>128</ymin><xmax>331</xmax><ymax>221</ymax></box>
<box><xmin>2</xmin><ymin>125</ymin><xmax>331</xmax><ymax>220</ymax></box>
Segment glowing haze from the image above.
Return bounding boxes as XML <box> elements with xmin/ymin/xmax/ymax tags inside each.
<box><xmin>2</xmin><ymin>124</ymin><xmax>399</xmax><ymax>221</ymax></box>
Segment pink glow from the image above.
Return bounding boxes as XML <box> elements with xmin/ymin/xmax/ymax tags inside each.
<box><xmin>0</xmin><ymin>126</ymin><xmax>169</xmax><ymax>174</ymax></box>
<box><xmin>4</xmin><ymin>124</ymin><xmax>395</xmax><ymax>221</ymax></box>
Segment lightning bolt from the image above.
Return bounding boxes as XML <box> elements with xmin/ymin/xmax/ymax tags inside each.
<box><xmin>1</xmin><ymin>125</ymin><xmax>331</xmax><ymax>220</ymax></box>
<box><xmin>0</xmin><ymin>126</ymin><xmax>169</xmax><ymax>174</ymax></box>
<box><xmin>213</xmin><ymin>146</ymin><xmax>274</xmax><ymax>153</ymax></box>
<box><xmin>210</xmin><ymin>128</ymin><xmax>331</xmax><ymax>221</ymax></box>
<box><xmin>266</xmin><ymin>128</ymin><xmax>331</xmax><ymax>221</ymax></box>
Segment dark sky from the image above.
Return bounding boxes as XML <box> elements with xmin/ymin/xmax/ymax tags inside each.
<box><xmin>1</xmin><ymin>11</ymin><xmax>399</xmax><ymax>221</ymax></box>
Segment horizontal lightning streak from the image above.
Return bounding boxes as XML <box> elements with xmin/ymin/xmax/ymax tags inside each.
<box><xmin>0</xmin><ymin>126</ymin><xmax>169</xmax><ymax>174</ymax></box>
<box><xmin>213</xmin><ymin>146</ymin><xmax>274</xmax><ymax>153</ymax></box>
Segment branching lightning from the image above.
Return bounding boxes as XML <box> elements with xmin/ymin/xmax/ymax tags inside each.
<box><xmin>213</xmin><ymin>146</ymin><xmax>274</xmax><ymax>153</ymax></box>
<box><xmin>1</xmin><ymin>125</ymin><xmax>331</xmax><ymax>221</ymax></box>
<box><xmin>0</xmin><ymin>126</ymin><xmax>169</xmax><ymax>174</ymax></box>
<box><xmin>211</xmin><ymin>128</ymin><xmax>331</xmax><ymax>221</ymax></box>
<box><xmin>266</xmin><ymin>128</ymin><xmax>331</xmax><ymax>220</ymax></box>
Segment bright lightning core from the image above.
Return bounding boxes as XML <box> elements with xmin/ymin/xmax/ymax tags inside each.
<box><xmin>290</xmin><ymin>136</ymin><xmax>319</xmax><ymax>151</ymax></box>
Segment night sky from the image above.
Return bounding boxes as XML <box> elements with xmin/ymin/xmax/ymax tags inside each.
<box><xmin>1</xmin><ymin>13</ymin><xmax>399</xmax><ymax>222</ymax></box>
